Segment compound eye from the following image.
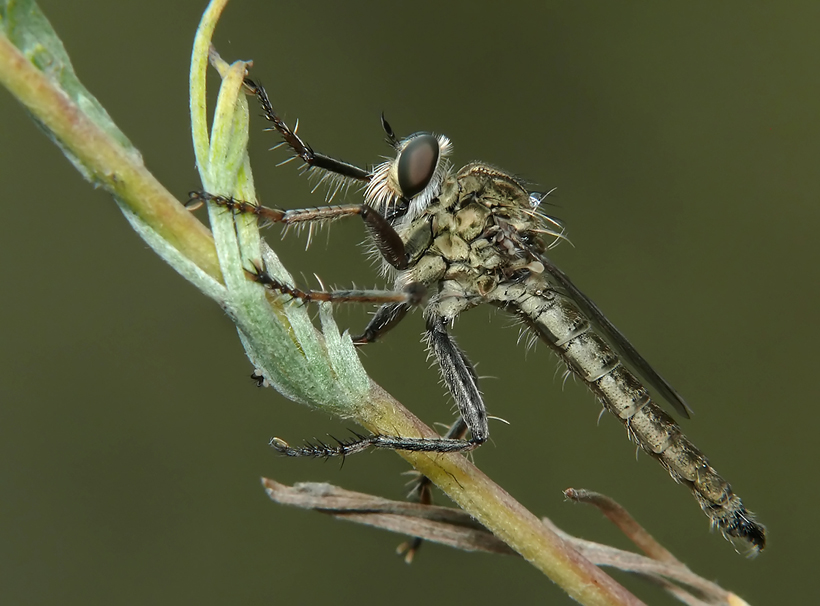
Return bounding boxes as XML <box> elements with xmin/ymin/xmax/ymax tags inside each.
<box><xmin>397</xmin><ymin>134</ymin><xmax>439</xmax><ymax>199</ymax></box>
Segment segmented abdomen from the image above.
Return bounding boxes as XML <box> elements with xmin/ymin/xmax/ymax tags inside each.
<box><xmin>489</xmin><ymin>280</ymin><xmax>766</xmax><ymax>552</ymax></box>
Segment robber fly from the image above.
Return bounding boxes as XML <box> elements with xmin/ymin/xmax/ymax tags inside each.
<box><xmin>189</xmin><ymin>78</ymin><xmax>765</xmax><ymax>553</ymax></box>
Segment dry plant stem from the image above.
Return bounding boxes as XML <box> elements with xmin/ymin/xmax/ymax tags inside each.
<box><xmin>541</xmin><ymin>521</ymin><xmax>738</xmax><ymax>606</ymax></box>
<box><xmin>564</xmin><ymin>488</ymin><xmax>680</xmax><ymax>564</ymax></box>
<box><xmin>265</xmin><ymin>480</ymin><xmax>743</xmax><ymax>606</ymax></box>
<box><xmin>263</xmin><ymin>479</ymin><xmax>517</xmax><ymax>555</ymax></box>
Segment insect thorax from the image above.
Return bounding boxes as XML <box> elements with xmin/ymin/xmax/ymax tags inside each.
<box><xmin>392</xmin><ymin>162</ymin><xmax>550</xmax><ymax>310</ymax></box>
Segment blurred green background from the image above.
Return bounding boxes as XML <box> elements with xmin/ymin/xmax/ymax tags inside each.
<box><xmin>2</xmin><ymin>1</ymin><xmax>817</xmax><ymax>604</ymax></box>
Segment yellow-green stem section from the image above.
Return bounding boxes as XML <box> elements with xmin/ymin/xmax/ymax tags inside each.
<box><xmin>358</xmin><ymin>385</ymin><xmax>644</xmax><ymax>606</ymax></box>
<box><xmin>0</xmin><ymin>31</ymin><xmax>222</xmax><ymax>282</ymax></box>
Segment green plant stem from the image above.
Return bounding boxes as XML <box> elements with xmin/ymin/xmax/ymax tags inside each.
<box><xmin>0</xmin><ymin>28</ymin><xmax>221</xmax><ymax>282</ymax></box>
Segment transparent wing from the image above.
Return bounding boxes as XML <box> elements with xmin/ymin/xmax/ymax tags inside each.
<box><xmin>538</xmin><ymin>254</ymin><xmax>693</xmax><ymax>419</ymax></box>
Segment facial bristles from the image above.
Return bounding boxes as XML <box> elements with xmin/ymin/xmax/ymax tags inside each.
<box><xmin>365</xmin><ymin>134</ymin><xmax>452</xmax><ymax>222</ymax></box>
